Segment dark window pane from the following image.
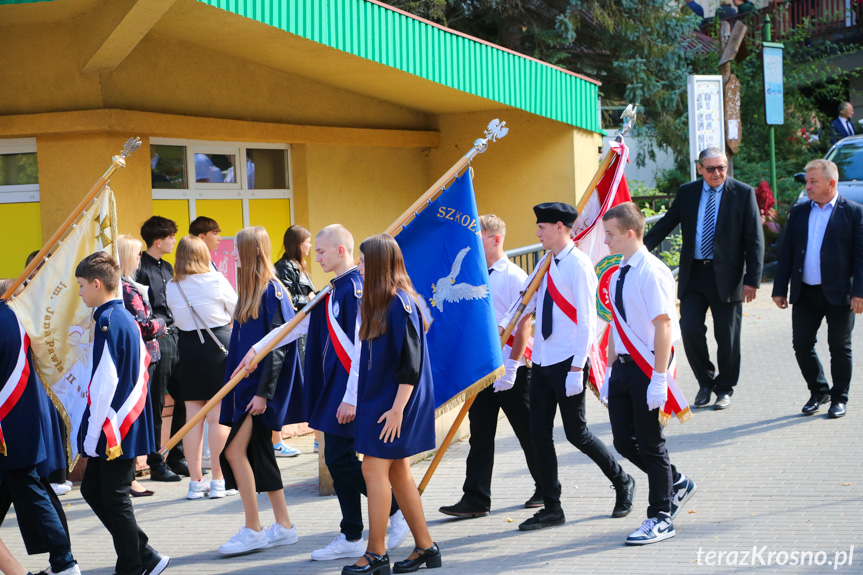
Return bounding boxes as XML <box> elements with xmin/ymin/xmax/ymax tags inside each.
<box><xmin>829</xmin><ymin>143</ymin><xmax>863</xmax><ymax>181</ymax></box>
<box><xmin>196</xmin><ymin>153</ymin><xmax>236</xmax><ymax>183</ymax></box>
<box><xmin>151</xmin><ymin>145</ymin><xmax>187</xmax><ymax>189</ymax></box>
<box><xmin>246</xmin><ymin>149</ymin><xmax>287</xmax><ymax>189</ymax></box>
<box><xmin>0</xmin><ymin>152</ymin><xmax>38</xmax><ymax>186</ymax></box>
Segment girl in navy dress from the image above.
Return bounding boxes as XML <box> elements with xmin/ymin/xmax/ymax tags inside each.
<box><xmin>344</xmin><ymin>234</ymin><xmax>440</xmax><ymax>575</ymax></box>
<box><xmin>217</xmin><ymin>226</ymin><xmax>303</xmax><ymax>556</ymax></box>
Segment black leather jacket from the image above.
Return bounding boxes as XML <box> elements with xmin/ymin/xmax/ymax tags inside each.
<box><xmin>273</xmin><ymin>257</ymin><xmax>315</xmax><ymax>311</ymax></box>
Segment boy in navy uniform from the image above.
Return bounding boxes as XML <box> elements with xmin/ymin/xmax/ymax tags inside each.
<box><xmin>0</xmin><ymin>299</ymin><xmax>79</xmax><ymax>575</ymax></box>
<box><xmin>502</xmin><ymin>202</ymin><xmax>634</xmax><ymax>531</ymax></box>
<box><xmin>237</xmin><ymin>225</ymin><xmax>407</xmax><ymax>560</ymax></box>
<box><xmin>76</xmin><ymin>252</ymin><xmax>170</xmax><ymax>575</ymax></box>
<box><xmin>602</xmin><ymin>202</ymin><xmax>697</xmax><ymax>545</ymax></box>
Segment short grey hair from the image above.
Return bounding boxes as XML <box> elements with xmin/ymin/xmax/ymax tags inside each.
<box><xmin>839</xmin><ymin>101</ymin><xmax>853</xmax><ymax>115</ymax></box>
<box><xmin>698</xmin><ymin>147</ymin><xmax>727</xmax><ymax>164</ymax></box>
<box><xmin>804</xmin><ymin>159</ymin><xmax>839</xmax><ymax>184</ymax></box>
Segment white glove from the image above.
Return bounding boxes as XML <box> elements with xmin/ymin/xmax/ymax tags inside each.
<box><xmin>84</xmin><ymin>435</ymin><xmax>100</xmax><ymax>458</ymax></box>
<box><xmin>565</xmin><ymin>370</ymin><xmax>584</xmax><ymax>397</ymax></box>
<box><xmin>494</xmin><ymin>359</ymin><xmax>519</xmax><ymax>392</ymax></box>
<box><xmin>600</xmin><ymin>365</ymin><xmax>612</xmax><ymax>405</ymax></box>
<box><xmin>646</xmin><ymin>371</ymin><xmax>668</xmax><ymax>411</ymax></box>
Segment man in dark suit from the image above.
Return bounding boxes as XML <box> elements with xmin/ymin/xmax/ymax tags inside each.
<box><xmin>830</xmin><ymin>102</ymin><xmax>856</xmax><ymax>144</ymax></box>
<box><xmin>772</xmin><ymin>159</ymin><xmax>863</xmax><ymax>419</ymax></box>
<box><xmin>644</xmin><ymin>148</ymin><xmax>764</xmax><ymax>410</ymax></box>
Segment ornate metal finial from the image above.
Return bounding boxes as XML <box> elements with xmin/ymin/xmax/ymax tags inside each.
<box><xmin>120</xmin><ymin>137</ymin><xmax>142</xmax><ymax>158</ymax></box>
<box><xmin>616</xmin><ymin>104</ymin><xmax>638</xmax><ymax>141</ymax></box>
<box><xmin>485</xmin><ymin>119</ymin><xmax>509</xmax><ymax>142</ymax></box>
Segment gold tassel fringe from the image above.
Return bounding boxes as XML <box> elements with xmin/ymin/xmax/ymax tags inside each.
<box><xmin>105</xmin><ymin>445</ymin><xmax>123</xmax><ymax>461</ymax></box>
<box><xmin>434</xmin><ymin>365</ymin><xmax>505</xmax><ymax>419</ymax></box>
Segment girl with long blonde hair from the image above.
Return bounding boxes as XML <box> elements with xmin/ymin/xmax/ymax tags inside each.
<box><xmin>216</xmin><ymin>227</ymin><xmax>304</xmax><ymax>556</ymax></box>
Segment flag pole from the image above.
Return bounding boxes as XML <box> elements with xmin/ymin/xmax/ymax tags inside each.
<box><xmin>417</xmin><ymin>105</ymin><xmax>638</xmax><ymax>495</ymax></box>
<box><xmin>158</xmin><ymin>120</ymin><xmax>510</xmax><ymax>457</ymax></box>
<box><xmin>1</xmin><ymin>137</ymin><xmax>142</xmax><ymax>302</ymax></box>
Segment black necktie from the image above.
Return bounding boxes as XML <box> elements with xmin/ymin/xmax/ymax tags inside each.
<box><xmin>488</xmin><ymin>268</ymin><xmax>494</xmax><ymax>275</ymax></box>
<box><xmin>615</xmin><ymin>265</ymin><xmax>631</xmax><ymax>322</ymax></box>
<box><xmin>541</xmin><ymin>258</ymin><xmax>559</xmax><ymax>340</ymax></box>
<box><xmin>701</xmin><ymin>187</ymin><xmax>717</xmax><ymax>259</ymax></box>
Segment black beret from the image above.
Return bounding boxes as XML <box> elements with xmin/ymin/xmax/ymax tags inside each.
<box><xmin>533</xmin><ymin>202</ymin><xmax>578</xmax><ymax>227</ymax></box>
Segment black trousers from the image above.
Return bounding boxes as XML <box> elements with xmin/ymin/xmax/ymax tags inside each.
<box><xmin>607</xmin><ymin>361</ymin><xmax>680</xmax><ymax>519</ymax></box>
<box><xmin>462</xmin><ymin>366</ymin><xmax>541</xmax><ymax>509</ymax></box>
<box><xmin>530</xmin><ymin>358</ymin><xmax>627</xmax><ymax>511</ymax></box>
<box><xmin>324</xmin><ymin>433</ymin><xmax>398</xmax><ymax>541</ymax></box>
<box><xmin>81</xmin><ymin>457</ymin><xmax>157</xmax><ymax>575</ymax></box>
<box><xmin>0</xmin><ymin>466</ymin><xmax>74</xmax><ymax>572</ymax></box>
<box><xmin>147</xmin><ymin>330</ymin><xmax>185</xmax><ymax>466</ymax></box>
<box><xmin>792</xmin><ymin>283</ymin><xmax>854</xmax><ymax>403</ymax></box>
<box><xmin>679</xmin><ymin>263</ymin><xmax>742</xmax><ymax>396</ymax></box>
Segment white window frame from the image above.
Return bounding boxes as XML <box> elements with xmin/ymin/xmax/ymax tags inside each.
<box><xmin>0</xmin><ymin>138</ymin><xmax>39</xmax><ymax>204</ymax></box>
<box><xmin>150</xmin><ymin>137</ymin><xmax>293</xmax><ymax>227</ymax></box>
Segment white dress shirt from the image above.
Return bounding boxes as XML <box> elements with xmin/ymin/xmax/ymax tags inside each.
<box><xmin>609</xmin><ymin>246</ymin><xmax>680</xmax><ymax>357</ymax></box>
<box><xmin>488</xmin><ymin>256</ymin><xmax>528</xmax><ymax>366</ymax></box>
<box><xmin>502</xmin><ymin>240</ymin><xmax>597</xmax><ymax>369</ymax></box>
<box><xmin>694</xmin><ymin>181</ymin><xmax>725</xmax><ymax>259</ymax></box>
<box><xmin>166</xmin><ymin>270</ymin><xmax>237</xmax><ymax>331</ymax></box>
<box><xmin>803</xmin><ymin>194</ymin><xmax>838</xmax><ymax>286</ymax></box>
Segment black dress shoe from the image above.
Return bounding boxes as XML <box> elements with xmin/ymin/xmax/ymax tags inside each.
<box><xmin>393</xmin><ymin>543</ymin><xmax>441</xmax><ymax>573</ymax></box>
<box><xmin>439</xmin><ymin>500</ymin><xmax>489</xmax><ymax>518</ymax></box>
<box><xmin>828</xmin><ymin>402</ymin><xmax>847</xmax><ymax>419</ymax></box>
<box><xmin>149</xmin><ymin>462</ymin><xmax>181</xmax><ymax>482</ymax></box>
<box><xmin>167</xmin><ymin>458</ymin><xmax>190</xmax><ymax>477</ymax></box>
<box><xmin>694</xmin><ymin>387</ymin><xmax>712</xmax><ymax>408</ymax></box>
<box><xmin>524</xmin><ymin>490</ymin><xmax>544</xmax><ymax>509</ymax></box>
<box><xmin>343</xmin><ymin>552</ymin><xmax>390</xmax><ymax>575</ymax></box>
<box><xmin>713</xmin><ymin>394</ymin><xmax>732</xmax><ymax>410</ymax></box>
<box><xmin>518</xmin><ymin>508</ymin><xmax>565</xmax><ymax>531</ymax></box>
<box><xmin>612</xmin><ymin>474</ymin><xmax>636</xmax><ymax>518</ymax></box>
<box><xmin>802</xmin><ymin>393</ymin><xmax>831</xmax><ymax>415</ymax></box>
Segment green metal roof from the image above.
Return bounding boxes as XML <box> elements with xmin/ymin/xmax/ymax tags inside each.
<box><xmin>197</xmin><ymin>0</ymin><xmax>602</xmax><ymax>133</ymax></box>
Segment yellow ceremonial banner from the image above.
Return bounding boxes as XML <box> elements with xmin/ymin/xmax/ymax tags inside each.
<box><xmin>8</xmin><ymin>187</ymin><xmax>119</xmax><ymax>465</ymax></box>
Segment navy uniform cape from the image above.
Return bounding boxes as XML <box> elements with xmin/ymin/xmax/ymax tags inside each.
<box><xmin>355</xmin><ymin>290</ymin><xmax>435</xmax><ymax>459</ymax></box>
<box><xmin>0</xmin><ymin>300</ymin><xmax>65</xmax><ymax>475</ymax></box>
<box><xmin>221</xmin><ymin>281</ymin><xmax>303</xmax><ymax>430</ymax></box>
<box><xmin>78</xmin><ymin>300</ymin><xmax>155</xmax><ymax>460</ymax></box>
<box><xmin>303</xmin><ymin>268</ymin><xmax>362</xmax><ymax>438</ymax></box>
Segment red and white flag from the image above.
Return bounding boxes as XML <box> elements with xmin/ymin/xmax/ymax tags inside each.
<box><xmin>571</xmin><ymin>142</ymin><xmax>632</xmax><ymax>399</ymax></box>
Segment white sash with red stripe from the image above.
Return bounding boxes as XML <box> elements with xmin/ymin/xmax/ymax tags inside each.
<box><xmin>327</xmin><ymin>292</ymin><xmax>357</xmax><ymax>375</ymax></box>
<box><xmin>0</xmin><ymin>317</ymin><xmax>31</xmax><ymax>456</ymax></box>
<box><xmin>546</xmin><ymin>255</ymin><xmax>578</xmax><ymax>325</ymax></box>
<box><xmin>609</xmin><ymin>302</ymin><xmax>691</xmax><ymax>425</ymax></box>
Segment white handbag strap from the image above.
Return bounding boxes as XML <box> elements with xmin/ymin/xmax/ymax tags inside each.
<box><xmin>175</xmin><ymin>280</ymin><xmax>228</xmax><ymax>354</ymax></box>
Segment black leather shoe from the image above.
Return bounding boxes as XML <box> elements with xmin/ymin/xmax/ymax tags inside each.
<box><xmin>713</xmin><ymin>394</ymin><xmax>732</xmax><ymax>410</ymax></box>
<box><xmin>343</xmin><ymin>552</ymin><xmax>390</xmax><ymax>575</ymax></box>
<box><xmin>612</xmin><ymin>474</ymin><xmax>636</xmax><ymax>518</ymax></box>
<box><xmin>439</xmin><ymin>500</ymin><xmax>489</xmax><ymax>518</ymax></box>
<box><xmin>828</xmin><ymin>402</ymin><xmax>847</xmax><ymax>419</ymax></box>
<box><xmin>167</xmin><ymin>458</ymin><xmax>190</xmax><ymax>477</ymax></box>
<box><xmin>524</xmin><ymin>490</ymin><xmax>544</xmax><ymax>509</ymax></box>
<box><xmin>149</xmin><ymin>462</ymin><xmax>181</xmax><ymax>482</ymax></box>
<box><xmin>518</xmin><ymin>508</ymin><xmax>565</xmax><ymax>531</ymax></box>
<box><xmin>694</xmin><ymin>387</ymin><xmax>712</xmax><ymax>408</ymax></box>
<box><xmin>393</xmin><ymin>543</ymin><xmax>441</xmax><ymax>573</ymax></box>
<box><xmin>802</xmin><ymin>393</ymin><xmax>831</xmax><ymax>415</ymax></box>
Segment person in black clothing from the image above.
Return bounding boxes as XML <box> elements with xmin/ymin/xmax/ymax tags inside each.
<box><xmin>136</xmin><ymin>215</ymin><xmax>187</xmax><ymax>482</ymax></box>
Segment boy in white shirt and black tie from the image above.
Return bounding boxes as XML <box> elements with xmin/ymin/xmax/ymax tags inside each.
<box><xmin>602</xmin><ymin>202</ymin><xmax>697</xmax><ymax>545</ymax></box>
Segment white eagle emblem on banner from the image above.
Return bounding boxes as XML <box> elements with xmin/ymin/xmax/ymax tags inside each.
<box><xmin>429</xmin><ymin>246</ymin><xmax>489</xmax><ymax>312</ymax></box>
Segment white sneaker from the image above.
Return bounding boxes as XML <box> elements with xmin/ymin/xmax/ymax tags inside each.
<box><xmin>40</xmin><ymin>564</ymin><xmax>81</xmax><ymax>575</ymax></box>
<box><xmin>310</xmin><ymin>533</ymin><xmax>366</xmax><ymax>561</ymax></box>
<box><xmin>208</xmin><ymin>478</ymin><xmax>238</xmax><ymax>499</ymax></box>
<box><xmin>218</xmin><ymin>526</ymin><xmax>268</xmax><ymax>556</ymax></box>
<box><xmin>142</xmin><ymin>553</ymin><xmax>171</xmax><ymax>575</ymax></box>
<box><xmin>265</xmin><ymin>523</ymin><xmax>298</xmax><ymax>548</ymax></box>
<box><xmin>625</xmin><ymin>514</ymin><xmax>676</xmax><ymax>545</ymax></box>
<box><xmin>273</xmin><ymin>442</ymin><xmax>301</xmax><ymax>457</ymax></box>
<box><xmin>186</xmin><ymin>479</ymin><xmax>209</xmax><ymax>500</ymax></box>
<box><xmin>670</xmin><ymin>474</ymin><xmax>697</xmax><ymax>520</ymax></box>
<box><xmin>388</xmin><ymin>510</ymin><xmax>409</xmax><ymax>549</ymax></box>
<box><xmin>51</xmin><ymin>483</ymin><xmax>72</xmax><ymax>496</ymax></box>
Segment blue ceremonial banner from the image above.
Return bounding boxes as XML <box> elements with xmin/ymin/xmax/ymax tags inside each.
<box><xmin>396</xmin><ymin>171</ymin><xmax>504</xmax><ymax>413</ymax></box>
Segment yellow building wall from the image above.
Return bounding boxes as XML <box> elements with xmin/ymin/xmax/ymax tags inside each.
<box><xmin>0</xmin><ymin>203</ymin><xmax>42</xmax><ymax>279</ymax></box>
<box><xmin>428</xmin><ymin>110</ymin><xmax>602</xmax><ymax>252</ymax></box>
<box><xmin>249</xmin><ymin>199</ymin><xmax>292</xmax><ymax>257</ymax></box>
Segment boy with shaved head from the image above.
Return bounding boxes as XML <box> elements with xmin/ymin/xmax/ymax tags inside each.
<box><xmin>235</xmin><ymin>224</ymin><xmax>408</xmax><ymax>561</ymax></box>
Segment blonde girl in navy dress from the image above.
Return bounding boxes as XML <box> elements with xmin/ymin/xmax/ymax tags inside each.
<box><xmin>217</xmin><ymin>227</ymin><xmax>304</xmax><ymax>556</ymax></box>
<box><xmin>344</xmin><ymin>234</ymin><xmax>440</xmax><ymax>575</ymax></box>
